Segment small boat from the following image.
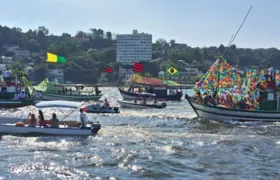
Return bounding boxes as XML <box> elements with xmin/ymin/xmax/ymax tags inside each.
<box><xmin>82</xmin><ymin>104</ymin><xmax>120</xmax><ymax>113</ymax></box>
<box><xmin>117</xmin><ymin>100</ymin><xmax>167</xmax><ymax>109</ymax></box>
<box><xmin>32</xmin><ymin>79</ymin><xmax>103</xmax><ymax>101</ymax></box>
<box><xmin>0</xmin><ymin>81</ymin><xmax>35</xmax><ymax>108</ymax></box>
<box><xmin>0</xmin><ymin>100</ymin><xmax>101</xmax><ymax>136</ymax></box>
<box><xmin>119</xmin><ymin>74</ymin><xmax>183</xmax><ymax>101</ymax></box>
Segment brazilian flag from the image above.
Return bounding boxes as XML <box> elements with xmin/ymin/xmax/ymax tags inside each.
<box><xmin>166</xmin><ymin>65</ymin><xmax>179</xmax><ymax>76</ymax></box>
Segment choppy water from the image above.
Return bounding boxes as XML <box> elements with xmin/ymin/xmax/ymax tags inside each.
<box><xmin>0</xmin><ymin>88</ymin><xmax>280</xmax><ymax>179</ymax></box>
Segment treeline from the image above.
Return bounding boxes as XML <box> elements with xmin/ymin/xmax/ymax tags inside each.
<box><xmin>0</xmin><ymin>25</ymin><xmax>280</xmax><ymax>83</ymax></box>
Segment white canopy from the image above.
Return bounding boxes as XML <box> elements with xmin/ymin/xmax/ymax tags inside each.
<box><xmin>35</xmin><ymin>100</ymin><xmax>83</xmax><ymax>109</ymax></box>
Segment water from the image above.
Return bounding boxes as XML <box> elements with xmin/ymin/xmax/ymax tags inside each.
<box><xmin>1</xmin><ymin>88</ymin><xmax>280</xmax><ymax>179</ymax></box>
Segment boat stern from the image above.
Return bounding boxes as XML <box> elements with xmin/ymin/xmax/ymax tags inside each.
<box><xmin>91</xmin><ymin>122</ymin><xmax>101</xmax><ymax>135</ymax></box>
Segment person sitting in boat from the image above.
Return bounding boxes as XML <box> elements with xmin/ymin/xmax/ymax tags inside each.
<box><xmin>141</xmin><ymin>98</ymin><xmax>147</xmax><ymax>105</ymax></box>
<box><xmin>19</xmin><ymin>91</ymin><xmax>26</xmax><ymax>99</ymax></box>
<box><xmin>26</xmin><ymin>113</ymin><xmax>37</xmax><ymax>127</ymax></box>
<box><xmin>104</xmin><ymin>98</ymin><xmax>110</xmax><ymax>108</ymax></box>
<box><xmin>50</xmin><ymin>113</ymin><xmax>59</xmax><ymax>128</ymax></box>
<box><xmin>38</xmin><ymin>110</ymin><xmax>45</xmax><ymax>127</ymax></box>
<box><xmin>154</xmin><ymin>99</ymin><xmax>157</xmax><ymax>105</ymax></box>
<box><xmin>195</xmin><ymin>91</ymin><xmax>203</xmax><ymax>104</ymax></box>
<box><xmin>80</xmin><ymin>108</ymin><xmax>89</xmax><ymax>128</ymax></box>
<box><xmin>13</xmin><ymin>93</ymin><xmax>19</xmax><ymax>100</ymax></box>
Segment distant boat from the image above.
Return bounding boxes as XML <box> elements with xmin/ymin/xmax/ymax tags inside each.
<box><xmin>33</xmin><ymin>79</ymin><xmax>102</xmax><ymax>101</ymax></box>
<box><xmin>117</xmin><ymin>100</ymin><xmax>167</xmax><ymax>109</ymax></box>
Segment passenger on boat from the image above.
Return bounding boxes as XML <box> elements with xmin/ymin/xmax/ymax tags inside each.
<box><xmin>38</xmin><ymin>110</ymin><xmax>45</xmax><ymax>126</ymax></box>
<box><xmin>19</xmin><ymin>91</ymin><xmax>26</xmax><ymax>99</ymax></box>
<box><xmin>27</xmin><ymin>113</ymin><xmax>37</xmax><ymax>127</ymax></box>
<box><xmin>50</xmin><ymin>113</ymin><xmax>59</xmax><ymax>128</ymax></box>
<box><xmin>195</xmin><ymin>91</ymin><xmax>203</xmax><ymax>104</ymax></box>
<box><xmin>154</xmin><ymin>99</ymin><xmax>157</xmax><ymax>105</ymax></box>
<box><xmin>13</xmin><ymin>93</ymin><xmax>19</xmax><ymax>100</ymax></box>
<box><xmin>267</xmin><ymin>64</ymin><xmax>275</xmax><ymax>81</ymax></box>
<box><xmin>141</xmin><ymin>98</ymin><xmax>147</xmax><ymax>105</ymax></box>
<box><xmin>104</xmin><ymin>98</ymin><xmax>110</xmax><ymax>107</ymax></box>
<box><xmin>95</xmin><ymin>86</ymin><xmax>100</xmax><ymax>95</ymax></box>
<box><xmin>134</xmin><ymin>99</ymin><xmax>137</xmax><ymax>104</ymax></box>
<box><xmin>80</xmin><ymin>108</ymin><xmax>89</xmax><ymax>128</ymax></box>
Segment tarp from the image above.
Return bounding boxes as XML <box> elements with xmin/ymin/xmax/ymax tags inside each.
<box><xmin>128</xmin><ymin>74</ymin><xmax>180</xmax><ymax>86</ymax></box>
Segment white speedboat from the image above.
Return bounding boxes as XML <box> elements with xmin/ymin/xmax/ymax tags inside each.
<box><xmin>0</xmin><ymin>100</ymin><xmax>101</xmax><ymax>136</ymax></box>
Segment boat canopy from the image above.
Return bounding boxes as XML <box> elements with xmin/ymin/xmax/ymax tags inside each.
<box><xmin>35</xmin><ymin>100</ymin><xmax>83</xmax><ymax>109</ymax></box>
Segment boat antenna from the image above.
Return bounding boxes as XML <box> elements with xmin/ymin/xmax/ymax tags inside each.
<box><xmin>222</xmin><ymin>5</ymin><xmax>253</xmax><ymax>57</ymax></box>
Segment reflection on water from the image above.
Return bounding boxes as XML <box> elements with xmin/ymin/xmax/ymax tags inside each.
<box><xmin>0</xmin><ymin>88</ymin><xmax>279</xmax><ymax>179</ymax></box>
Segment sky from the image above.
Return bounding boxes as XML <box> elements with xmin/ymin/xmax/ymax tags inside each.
<box><xmin>1</xmin><ymin>0</ymin><xmax>280</xmax><ymax>49</ymax></box>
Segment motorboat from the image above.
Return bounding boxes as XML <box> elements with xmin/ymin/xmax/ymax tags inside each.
<box><xmin>117</xmin><ymin>100</ymin><xmax>167</xmax><ymax>109</ymax></box>
<box><xmin>0</xmin><ymin>100</ymin><xmax>101</xmax><ymax>136</ymax></box>
<box><xmin>82</xmin><ymin>104</ymin><xmax>120</xmax><ymax>113</ymax></box>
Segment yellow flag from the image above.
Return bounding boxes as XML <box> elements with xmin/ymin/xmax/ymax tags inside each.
<box><xmin>47</xmin><ymin>52</ymin><xmax>58</xmax><ymax>63</ymax></box>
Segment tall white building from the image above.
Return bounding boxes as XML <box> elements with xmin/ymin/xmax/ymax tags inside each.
<box><xmin>116</xmin><ymin>30</ymin><xmax>152</xmax><ymax>64</ymax></box>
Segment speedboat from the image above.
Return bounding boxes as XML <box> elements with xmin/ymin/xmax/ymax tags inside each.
<box><xmin>82</xmin><ymin>104</ymin><xmax>120</xmax><ymax>113</ymax></box>
<box><xmin>0</xmin><ymin>100</ymin><xmax>101</xmax><ymax>136</ymax></box>
<box><xmin>117</xmin><ymin>100</ymin><xmax>167</xmax><ymax>109</ymax></box>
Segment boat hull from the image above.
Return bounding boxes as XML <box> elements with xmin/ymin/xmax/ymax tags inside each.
<box><xmin>0</xmin><ymin>99</ymin><xmax>34</xmax><ymax>108</ymax></box>
<box><xmin>83</xmin><ymin>106</ymin><xmax>120</xmax><ymax>113</ymax></box>
<box><xmin>0</xmin><ymin>123</ymin><xmax>101</xmax><ymax>136</ymax></box>
<box><xmin>118</xmin><ymin>88</ymin><xmax>182</xmax><ymax>101</ymax></box>
<box><xmin>42</xmin><ymin>93</ymin><xmax>102</xmax><ymax>101</ymax></box>
<box><xmin>186</xmin><ymin>96</ymin><xmax>280</xmax><ymax>122</ymax></box>
<box><xmin>117</xmin><ymin>100</ymin><xmax>166</xmax><ymax>109</ymax></box>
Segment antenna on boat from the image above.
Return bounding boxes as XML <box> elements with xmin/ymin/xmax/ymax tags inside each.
<box><xmin>222</xmin><ymin>5</ymin><xmax>253</xmax><ymax>56</ymax></box>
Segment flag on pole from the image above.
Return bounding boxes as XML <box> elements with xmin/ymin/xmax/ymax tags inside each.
<box><xmin>132</xmin><ymin>61</ymin><xmax>144</xmax><ymax>72</ymax></box>
<box><xmin>46</xmin><ymin>52</ymin><xmax>67</xmax><ymax>63</ymax></box>
<box><xmin>166</xmin><ymin>65</ymin><xmax>179</xmax><ymax>76</ymax></box>
<box><xmin>103</xmin><ymin>66</ymin><xmax>113</xmax><ymax>73</ymax></box>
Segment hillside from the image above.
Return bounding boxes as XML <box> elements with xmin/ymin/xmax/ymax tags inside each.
<box><xmin>1</xmin><ymin>25</ymin><xmax>280</xmax><ymax>83</ymax></box>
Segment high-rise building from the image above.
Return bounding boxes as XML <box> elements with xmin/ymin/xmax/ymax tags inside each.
<box><xmin>116</xmin><ymin>30</ymin><xmax>152</xmax><ymax>64</ymax></box>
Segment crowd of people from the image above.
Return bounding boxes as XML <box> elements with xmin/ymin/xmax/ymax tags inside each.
<box><xmin>24</xmin><ymin>108</ymin><xmax>90</xmax><ymax>128</ymax></box>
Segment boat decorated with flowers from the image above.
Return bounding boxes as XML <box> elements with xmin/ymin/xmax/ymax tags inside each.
<box><xmin>119</xmin><ymin>74</ymin><xmax>183</xmax><ymax>101</ymax></box>
<box><xmin>185</xmin><ymin>57</ymin><xmax>280</xmax><ymax>122</ymax></box>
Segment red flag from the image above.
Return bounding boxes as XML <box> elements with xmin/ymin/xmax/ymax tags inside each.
<box><xmin>132</xmin><ymin>61</ymin><xmax>144</xmax><ymax>72</ymax></box>
<box><xmin>103</xmin><ymin>66</ymin><xmax>113</xmax><ymax>73</ymax></box>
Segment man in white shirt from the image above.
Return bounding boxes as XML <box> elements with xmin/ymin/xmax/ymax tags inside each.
<box><xmin>80</xmin><ymin>108</ymin><xmax>89</xmax><ymax>128</ymax></box>
<box><xmin>268</xmin><ymin>64</ymin><xmax>275</xmax><ymax>81</ymax></box>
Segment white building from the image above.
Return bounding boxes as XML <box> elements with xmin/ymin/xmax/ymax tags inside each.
<box><xmin>3</xmin><ymin>45</ymin><xmax>30</xmax><ymax>58</ymax></box>
<box><xmin>1</xmin><ymin>56</ymin><xmax>12</xmax><ymax>64</ymax></box>
<box><xmin>116</xmin><ymin>30</ymin><xmax>152</xmax><ymax>64</ymax></box>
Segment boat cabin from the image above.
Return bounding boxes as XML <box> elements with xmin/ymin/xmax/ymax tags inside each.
<box><xmin>0</xmin><ymin>83</ymin><xmax>26</xmax><ymax>99</ymax></box>
<box><xmin>125</xmin><ymin>83</ymin><xmax>182</xmax><ymax>96</ymax></box>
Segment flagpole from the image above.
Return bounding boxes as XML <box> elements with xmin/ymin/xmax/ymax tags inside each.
<box><xmin>45</xmin><ymin>61</ymin><xmax>48</xmax><ymax>79</ymax></box>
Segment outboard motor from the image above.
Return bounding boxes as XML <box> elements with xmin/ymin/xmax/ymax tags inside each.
<box><xmin>113</xmin><ymin>107</ymin><xmax>120</xmax><ymax>113</ymax></box>
<box><xmin>91</xmin><ymin>122</ymin><xmax>101</xmax><ymax>135</ymax></box>
<box><xmin>161</xmin><ymin>103</ymin><xmax>167</xmax><ymax>108</ymax></box>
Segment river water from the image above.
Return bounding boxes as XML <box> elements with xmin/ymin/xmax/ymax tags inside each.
<box><xmin>0</xmin><ymin>88</ymin><xmax>280</xmax><ymax>179</ymax></box>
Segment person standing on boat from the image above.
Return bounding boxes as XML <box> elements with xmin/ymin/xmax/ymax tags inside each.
<box><xmin>80</xmin><ymin>108</ymin><xmax>89</xmax><ymax>128</ymax></box>
<box><xmin>267</xmin><ymin>64</ymin><xmax>275</xmax><ymax>81</ymax></box>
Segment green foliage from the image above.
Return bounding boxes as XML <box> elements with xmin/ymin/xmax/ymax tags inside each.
<box><xmin>1</xmin><ymin>24</ymin><xmax>280</xmax><ymax>84</ymax></box>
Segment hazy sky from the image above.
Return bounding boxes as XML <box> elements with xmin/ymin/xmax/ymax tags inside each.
<box><xmin>1</xmin><ymin>0</ymin><xmax>279</xmax><ymax>48</ymax></box>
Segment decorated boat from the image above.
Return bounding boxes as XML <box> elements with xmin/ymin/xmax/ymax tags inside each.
<box><xmin>186</xmin><ymin>57</ymin><xmax>280</xmax><ymax>122</ymax></box>
<box><xmin>0</xmin><ymin>100</ymin><xmax>101</xmax><ymax>136</ymax></box>
<box><xmin>119</xmin><ymin>74</ymin><xmax>183</xmax><ymax>101</ymax></box>
<box><xmin>32</xmin><ymin>79</ymin><xmax>102</xmax><ymax>101</ymax></box>
<box><xmin>117</xmin><ymin>100</ymin><xmax>167</xmax><ymax>109</ymax></box>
